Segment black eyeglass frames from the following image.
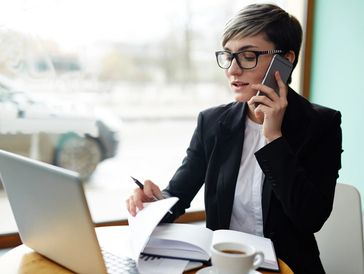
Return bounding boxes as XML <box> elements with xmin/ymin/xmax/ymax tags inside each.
<box><xmin>215</xmin><ymin>49</ymin><xmax>283</xmax><ymax>69</ymax></box>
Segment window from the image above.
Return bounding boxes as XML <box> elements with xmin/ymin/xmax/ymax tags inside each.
<box><xmin>0</xmin><ymin>0</ymin><xmax>307</xmax><ymax>239</ymax></box>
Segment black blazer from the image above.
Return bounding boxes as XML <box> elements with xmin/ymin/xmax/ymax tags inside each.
<box><xmin>162</xmin><ymin>88</ymin><xmax>342</xmax><ymax>274</ymax></box>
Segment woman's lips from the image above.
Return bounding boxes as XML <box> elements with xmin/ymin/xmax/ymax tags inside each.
<box><xmin>231</xmin><ymin>81</ymin><xmax>249</xmax><ymax>91</ymax></box>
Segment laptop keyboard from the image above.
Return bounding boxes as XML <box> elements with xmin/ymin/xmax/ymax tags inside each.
<box><xmin>101</xmin><ymin>248</ymin><xmax>162</xmax><ymax>274</ymax></box>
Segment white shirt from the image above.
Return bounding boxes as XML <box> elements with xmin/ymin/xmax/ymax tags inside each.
<box><xmin>229</xmin><ymin>117</ymin><xmax>266</xmax><ymax>236</ymax></box>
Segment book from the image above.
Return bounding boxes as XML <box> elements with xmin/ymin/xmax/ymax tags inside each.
<box><xmin>127</xmin><ymin>197</ymin><xmax>180</xmax><ymax>261</ymax></box>
<box><xmin>142</xmin><ymin>223</ymin><xmax>279</xmax><ymax>272</ymax></box>
<box><xmin>127</xmin><ymin>197</ymin><xmax>278</xmax><ymax>272</ymax></box>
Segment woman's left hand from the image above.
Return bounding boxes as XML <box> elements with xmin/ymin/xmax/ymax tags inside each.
<box><xmin>248</xmin><ymin>71</ymin><xmax>288</xmax><ymax>143</ymax></box>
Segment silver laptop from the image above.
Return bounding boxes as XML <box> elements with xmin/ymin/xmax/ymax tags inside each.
<box><xmin>0</xmin><ymin>149</ymin><xmax>139</xmax><ymax>274</ymax></box>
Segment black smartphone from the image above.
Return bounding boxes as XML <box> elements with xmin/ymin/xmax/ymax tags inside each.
<box><xmin>258</xmin><ymin>54</ymin><xmax>293</xmax><ymax>96</ymax></box>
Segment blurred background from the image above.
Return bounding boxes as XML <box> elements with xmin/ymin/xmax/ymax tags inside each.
<box><xmin>0</xmin><ymin>0</ymin><xmax>306</xmax><ymax>233</ymax></box>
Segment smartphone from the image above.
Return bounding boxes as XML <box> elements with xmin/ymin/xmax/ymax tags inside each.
<box><xmin>259</xmin><ymin>54</ymin><xmax>293</xmax><ymax>96</ymax></box>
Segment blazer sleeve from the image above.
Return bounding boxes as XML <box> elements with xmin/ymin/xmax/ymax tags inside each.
<box><xmin>161</xmin><ymin>112</ymin><xmax>208</xmax><ymax>222</ymax></box>
<box><xmin>255</xmin><ymin>110</ymin><xmax>342</xmax><ymax>233</ymax></box>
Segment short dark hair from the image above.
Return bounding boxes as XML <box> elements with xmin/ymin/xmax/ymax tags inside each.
<box><xmin>222</xmin><ymin>4</ymin><xmax>303</xmax><ymax>71</ymax></box>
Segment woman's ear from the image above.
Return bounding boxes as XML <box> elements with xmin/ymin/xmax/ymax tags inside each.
<box><xmin>285</xmin><ymin>50</ymin><xmax>296</xmax><ymax>64</ymax></box>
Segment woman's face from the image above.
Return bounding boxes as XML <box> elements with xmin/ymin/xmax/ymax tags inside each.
<box><xmin>223</xmin><ymin>33</ymin><xmax>276</xmax><ymax>102</ymax></box>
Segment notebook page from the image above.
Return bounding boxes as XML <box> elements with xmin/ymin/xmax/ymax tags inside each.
<box><xmin>144</xmin><ymin>223</ymin><xmax>213</xmax><ymax>261</ymax></box>
<box><xmin>127</xmin><ymin>197</ymin><xmax>178</xmax><ymax>261</ymax></box>
<box><xmin>138</xmin><ymin>255</ymin><xmax>189</xmax><ymax>274</ymax></box>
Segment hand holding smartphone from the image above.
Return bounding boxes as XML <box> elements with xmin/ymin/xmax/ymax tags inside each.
<box><xmin>258</xmin><ymin>54</ymin><xmax>293</xmax><ymax>96</ymax></box>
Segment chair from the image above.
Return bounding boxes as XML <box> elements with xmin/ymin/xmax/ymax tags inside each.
<box><xmin>315</xmin><ymin>183</ymin><xmax>364</xmax><ymax>274</ymax></box>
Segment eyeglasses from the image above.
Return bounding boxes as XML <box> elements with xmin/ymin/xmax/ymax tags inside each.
<box><xmin>215</xmin><ymin>49</ymin><xmax>283</xmax><ymax>70</ymax></box>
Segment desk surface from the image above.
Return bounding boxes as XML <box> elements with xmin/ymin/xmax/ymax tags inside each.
<box><xmin>0</xmin><ymin>244</ymin><xmax>293</xmax><ymax>274</ymax></box>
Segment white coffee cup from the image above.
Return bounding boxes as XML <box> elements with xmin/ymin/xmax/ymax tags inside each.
<box><xmin>211</xmin><ymin>242</ymin><xmax>264</xmax><ymax>274</ymax></box>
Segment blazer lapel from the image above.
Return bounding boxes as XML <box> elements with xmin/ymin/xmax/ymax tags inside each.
<box><xmin>216</xmin><ymin>102</ymin><xmax>247</xmax><ymax>228</ymax></box>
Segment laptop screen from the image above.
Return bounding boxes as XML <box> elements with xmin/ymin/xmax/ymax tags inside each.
<box><xmin>0</xmin><ymin>149</ymin><xmax>108</xmax><ymax>274</ymax></box>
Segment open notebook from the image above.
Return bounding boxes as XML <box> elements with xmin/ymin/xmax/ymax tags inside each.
<box><xmin>143</xmin><ymin>223</ymin><xmax>279</xmax><ymax>271</ymax></box>
<box><xmin>127</xmin><ymin>197</ymin><xmax>279</xmax><ymax>272</ymax></box>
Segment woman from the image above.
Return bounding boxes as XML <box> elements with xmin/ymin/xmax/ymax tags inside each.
<box><xmin>127</xmin><ymin>4</ymin><xmax>342</xmax><ymax>273</ymax></box>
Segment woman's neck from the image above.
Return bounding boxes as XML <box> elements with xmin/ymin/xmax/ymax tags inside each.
<box><xmin>247</xmin><ymin>109</ymin><xmax>263</xmax><ymax>124</ymax></box>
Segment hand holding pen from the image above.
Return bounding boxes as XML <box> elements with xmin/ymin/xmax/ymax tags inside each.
<box><xmin>127</xmin><ymin>176</ymin><xmax>172</xmax><ymax>216</ymax></box>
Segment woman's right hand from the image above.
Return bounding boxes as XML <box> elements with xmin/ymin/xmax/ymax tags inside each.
<box><xmin>126</xmin><ymin>179</ymin><xmax>163</xmax><ymax>216</ymax></box>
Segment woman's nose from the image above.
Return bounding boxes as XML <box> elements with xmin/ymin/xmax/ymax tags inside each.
<box><xmin>227</xmin><ymin>58</ymin><xmax>243</xmax><ymax>75</ymax></box>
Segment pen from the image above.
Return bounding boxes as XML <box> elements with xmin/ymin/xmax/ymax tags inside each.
<box><xmin>130</xmin><ymin>176</ymin><xmax>144</xmax><ymax>189</ymax></box>
<box><xmin>130</xmin><ymin>176</ymin><xmax>173</xmax><ymax>214</ymax></box>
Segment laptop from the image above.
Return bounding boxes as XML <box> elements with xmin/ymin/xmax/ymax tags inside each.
<box><xmin>0</xmin><ymin>149</ymin><xmax>140</xmax><ymax>274</ymax></box>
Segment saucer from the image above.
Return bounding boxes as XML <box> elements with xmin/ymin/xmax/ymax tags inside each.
<box><xmin>195</xmin><ymin>266</ymin><xmax>216</xmax><ymax>274</ymax></box>
<box><xmin>195</xmin><ymin>266</ymin><xmax>261</xmax><ymax>274</ymax></box>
